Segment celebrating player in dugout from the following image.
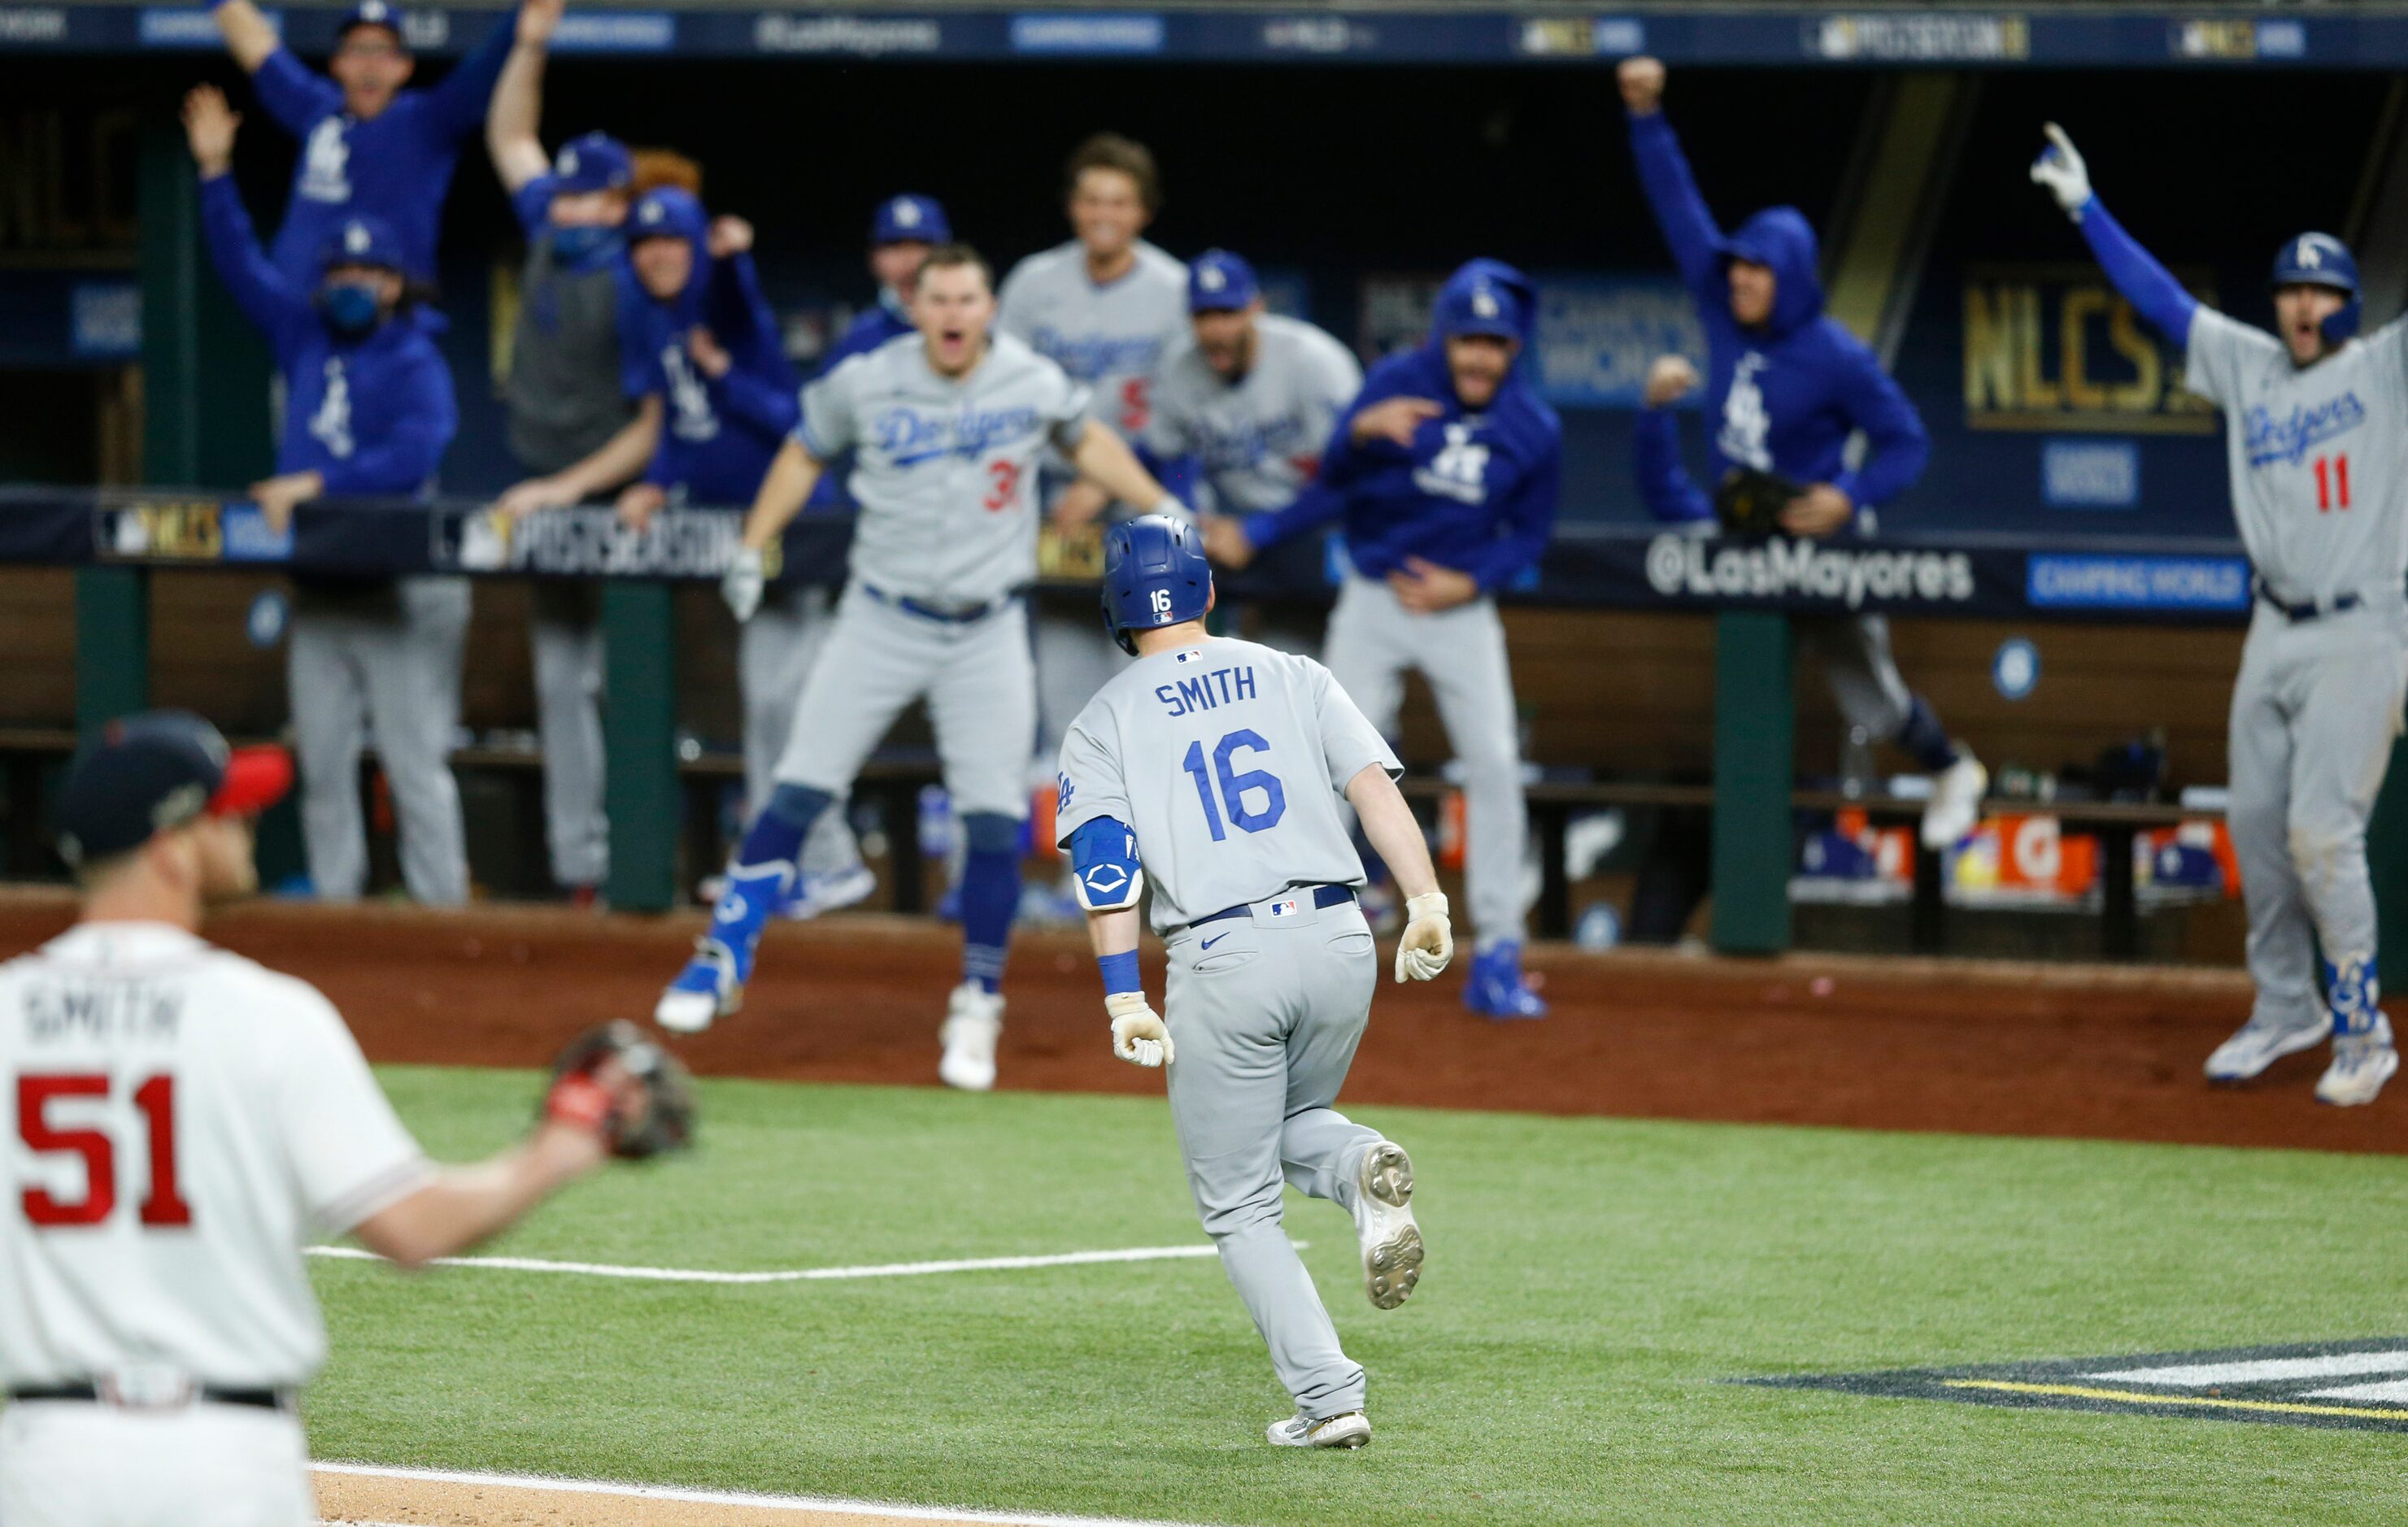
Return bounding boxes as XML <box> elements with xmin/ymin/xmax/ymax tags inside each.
<box><xmin>2032</xmin><ymin>126</ymin><xmax>2408</xmax><ymax>1107</ymax></box>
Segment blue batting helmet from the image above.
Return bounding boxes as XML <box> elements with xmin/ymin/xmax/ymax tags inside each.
<box><xmin>1100</xmin><ymin>515</ymin><xmax>1211</xmax><ymax>655</ymax></box>
<box><xmin>2270</xmin><ymin>232</ymin><xmax>2362</xmax><ymax>343</ymax></box>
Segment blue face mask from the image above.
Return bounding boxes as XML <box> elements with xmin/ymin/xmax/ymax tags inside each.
<box><xmin>317</xmin><ymin>283</ymin><xmax>383</xmax><ymax>337</ymax></box>
<box><xmin>549</xmin><ymin>222</ymin><xmax>623</xmax><ymax>271</ymax></box>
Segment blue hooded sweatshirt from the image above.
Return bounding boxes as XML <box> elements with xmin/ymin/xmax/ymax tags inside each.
<box><xmin>250</xmin><ymin>7</ymin><xmax>517</xmax><ymax>290</ymax></box>
<box><xmin>199</xmin><ymin>173</ymin><xmax>455</xmax><ymax>495</ymax></box>
<box><xmin>621</xmin><ymin>190</ymin><xmax>801</xmax><ymax>507</ymax></box>
<box><xmin>1247</xmin><ymin>259</ymin><xmax>1561</xmax><ymax>592</ymax></box>
<box><xmin>1626</xmin><ymin>109</ymin><xmax>1928</xmax><ymax>517</ymax></box>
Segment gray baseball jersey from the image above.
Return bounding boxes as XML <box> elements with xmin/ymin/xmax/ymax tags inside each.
<box><xmin>1143</xmin><ymin>315</ymin><xmax>1364</xmax><ymax>515</ymax></box>
<box><xmin>1054</xmin><ymin>636</ymin><xmax>1400</xmax><ymax>932</ymax></box>
<box><xmin>2187</xmin><ymin>308</ymin><xmax>2408</xmax><ymax>607</ymax></box>
<box><xmin>798</xmin><ymin>331</ymin><xmax>1089</xmax><ymax>607</ymax></box>
<box><xmin>996</xmin><ymin>240</ymin><xmax>1187</xmax><ymax>441</ymax></box>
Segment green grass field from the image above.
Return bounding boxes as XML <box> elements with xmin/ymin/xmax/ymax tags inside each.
<box><xmin>307</xmin><ymin>1067</ymin><xmax>2408</xmax><ymax>1525</ymax></box>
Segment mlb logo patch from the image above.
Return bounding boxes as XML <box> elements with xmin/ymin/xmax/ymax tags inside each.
<box><xmin>1267</xmin><ymin>898</ymin><xmax>1300</xmax><ymax>919</ymax></box>
<box><xmin>1175</xmin><ymin>648</ymin><xmax>1204</xmax><ymax>663</ymax></box>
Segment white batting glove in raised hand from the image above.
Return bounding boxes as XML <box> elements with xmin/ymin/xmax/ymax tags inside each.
<box><xmin>2030</xmin><ymin>123</ymin><xmax>2092</xmax><ymax>220</ymax></box>
<box><xmin>1106</xmin><ymin>991</ymin><xmax>1174</xmax><ymax>1068</ymax></box>
<box><xmin>722</xmin><ymin>547</ymin><xmax>765</xmax><ymax>622</ymax></box>
<box><xmin>1393</xmin><ymin>892</ymin><xmax>1454</xmax><ymax>983</ymax></box>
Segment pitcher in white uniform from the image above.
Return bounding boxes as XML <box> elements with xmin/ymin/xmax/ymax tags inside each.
<box><xmin>656</xmin><ymin>245</ymin><xmax>1184</xmax><ymax>1093</ymax></box>
<box><xmin>0</xmin><ymin>712</ymin><xmax>664</xmax><ymax>1526</ymax></box>
<box><xmin>2036</xmin><ymin>125</ymin><xmax>2408</xmax><ymax>1105</ymax></box>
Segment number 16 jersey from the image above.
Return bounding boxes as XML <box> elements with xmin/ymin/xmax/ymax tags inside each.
<box><xmin>1055</xmin><ymin>637</ymin><xmax>1400</xmax><ymax>933</ymax></box>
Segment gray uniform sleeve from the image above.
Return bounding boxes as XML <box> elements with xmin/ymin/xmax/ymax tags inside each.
<box><xmin>2184</xmin><ymin>307</ymin><xmax>2280</xmax><ymax>410</ymax></box>
<box><xmin>798</xmin><ymin>355</ymin><xmax>861</xmax><ymax>459</ymax></box>
<box><xmin>995</xmin><ymin>258</ymin><xmax>1038</xmax><ymax>344</ymax></box>
<box><xmin>1054</xmin><ymin>712</ymin><xmax>1132</xmax><ymax>848</ymax></box>
<box><xmin>1309</xmin><ymin>659</ymin><xmax>1402</xmax><ymax>792</ymax></box>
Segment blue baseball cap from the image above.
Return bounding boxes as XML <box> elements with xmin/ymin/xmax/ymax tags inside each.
<box><xmin>56</xmin><ymin>711</ymin><xmax>292</xmax><ymax>868</ymax></box>
<box><xmin>551</xmin><ymin>132</ymin><xmax>634</xmax><ymax>196</ymax></box>
<box><xmin>319</xmin><ymin>214</ymin><xmax>406</xmax><ymax>274</ymax></box>
<box><xmin>335</xmin><ymin>0</ymin><xmax>407</xmax><ymax>47</ymax></box>
<box><xmin>871</xmin><ymin>194</ymin><xmax>950</xmax><ymax>246</ymax></box>
<box><xmin>1431</xmin><ymin>259</ymin><xmax>1535</xmax><ymax>342</ymax></box>
<box><xmin>629</xmin><ymin>186</ymin><xmax>708</xmax><ymax>246</ymax></box>
<box><xmin>1187</xmin><ymin>250</ymin><xmax>1260</xmax><ymax>313</ymax></box>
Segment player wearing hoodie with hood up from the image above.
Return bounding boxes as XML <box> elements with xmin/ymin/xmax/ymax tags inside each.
<box><xmin>186</xmin><ymin>84</ymin><xmax>468</xmax><ymax>911</ymax></box>
<box><xmin>1218</xmin><ymin>259</ymin><xmax>1560</xmax><ymax>1020</ymax></box>
<box><xmin>1620</xmin><ymin>55</ymin><xmax>1988</xmax><ymax>855</ymax></box>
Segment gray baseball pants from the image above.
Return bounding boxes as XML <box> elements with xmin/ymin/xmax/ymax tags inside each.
<box><xmin>741</xmin><ymin>583</ymin><xmax>864</xmax><ymax>877</ymax></box>
<box><xmin>1163</xmin><ymin>896</ymin><xmax>1384</xmax><ymax>1421</ymax></box>
<box><xmin>529</xmin><ymin>580</ymin><xmax>608</xmax><ymax>890</ymax></box>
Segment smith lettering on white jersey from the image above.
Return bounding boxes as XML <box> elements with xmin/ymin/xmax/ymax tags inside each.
<box><xmin>0</xmin><ymin>923</ymin><xmax>428</xmax><ymax>1391</ymax></box>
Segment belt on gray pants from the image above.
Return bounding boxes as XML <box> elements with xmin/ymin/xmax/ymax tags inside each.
<box><xmin>860</xmin><ymin>584</ymin><xmax>1011</xmax><ymax>624</ymax></box>
<box><xmin>7</xmin><ymin>1381</ymin><xmax>295</xmax><ymax>1412</ymax></box>
<box><xmin>1181</xmin><ymin>884</ymin><xmax>1355</xmax><ymax>936</ymax></box>
<box><xmin>2253</xmin><ymin>580</ymin><xmax>2360</xmax><ymax>623</ymax></box>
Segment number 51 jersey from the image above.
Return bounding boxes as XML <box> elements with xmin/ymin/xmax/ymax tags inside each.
<box><xmin>0</xmin><ymin>924</ymin><xmax>431</xmax><ymax>1390</ymax></box>
<box><xmin>1056</xmin><ymin>637</ymin><xmax>1401</xmax><ymax>933</ymax></box>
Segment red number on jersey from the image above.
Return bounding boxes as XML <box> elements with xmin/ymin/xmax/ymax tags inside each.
<box><xmin>982</xmin><ymin>459</ymin><xmax>1021</xmax><ymax>513</ymax></box>
<box><xmin>1119</xmin><ymin>377</ymin><xmax>1150</xmax><ymax>433</ymax></box>
<box><xmin>18</xmin><ymin>1075</ymin><xmax>115</xmax><ymax>1226</ymax></box>
<box><xmin>2314</xmin><ymin>453</ymin><xmax>2354</xmax><ymax>512</ymax></box>
<box><xmin>16</xmin><ymin>1073</ymin><xmax>190</xmax><ymax>1228</ymax></box>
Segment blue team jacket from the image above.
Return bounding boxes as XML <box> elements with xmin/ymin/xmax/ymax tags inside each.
<box><xmin>632</xmin><ymin>249</ymin><xmax>802</xmax><ymax>507</ymax></box>
<box><xmin>1248</xmin><ymin>262</ymin><xmax>1561</xmax><ymax>592</ymax></box>
<box><xmin>249</xmin><ymin>8</ymin><xmax>516</xmax><ymax>289</ymax></box>
<box><xmin>1626</xmin><ymin>109</ymin><xmax>1928</xmax><ymax>515</ymax></box>
<box><xmin>199</xmin><ymin>174</ymin><xmax>455</xmax><ymax>494</ymax></box>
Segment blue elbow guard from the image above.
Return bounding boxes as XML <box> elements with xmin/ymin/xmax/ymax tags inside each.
<box><xmin>1069</xmin><ymin>816</ymin><xmax>1145</xmax><ymax>912</ymax></box>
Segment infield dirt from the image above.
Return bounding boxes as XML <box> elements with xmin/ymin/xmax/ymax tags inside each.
<box><xmin>0</xmin><ymin>888</ymin><xmax>2395</xmax><ymax>1155</ymax></box>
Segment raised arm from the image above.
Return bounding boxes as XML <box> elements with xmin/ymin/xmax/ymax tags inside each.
<box><xmin>485</xmin><ymin>0</ymin><xmax>559</xmax><ymax>193</ymax></box>
<box><xmin>2031</xmin><ymin>124</ymin><xmax>2198</xmax><ymax>347</ymax></box>
<box><xmin>213</xmin><ymin>0</ymin><xmax>282</xmax><ymax>72</ymax></box>
<box><xmin>186</xmin><ymin>89</ymin><xmax>307</xmax><ymax>339</ymax></box>
<box><xmin>1618</xmin><ymin>57</ymin><xmax>1726</xmax><ymax>302</ymax></box>
<box><xmin>425</xmin><ymin>0</ymin><xmax>524</xmax><ymax>141</ymax></box>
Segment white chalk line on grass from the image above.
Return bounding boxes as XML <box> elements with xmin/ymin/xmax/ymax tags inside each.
<box><xmin>302</xmin><ymin>1241</ymin><xmax>1291</xmax><ymax>1285</ymax></box>
<box><xmin>311</xmin><ymin>1460</ymin><xmax>1218</xmax><ymax>1526</ymax></box>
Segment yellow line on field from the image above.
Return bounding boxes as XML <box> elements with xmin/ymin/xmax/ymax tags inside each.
<box><xmin>1944</xmin><ymin>1378</ymin><xmax>2408</xmax><ymax>1422</ymax></box>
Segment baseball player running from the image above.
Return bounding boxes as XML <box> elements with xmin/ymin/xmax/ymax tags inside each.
<box><xmin>2034</xmin><ymin>127</ymin><xmax>2408</xmax><ymax>1104</ymax></box>
<box><xmin>212</xmin><ymin>0</ymin><xmax>518</xmax><ymax>289</ymax></box>
<box><xmin>998</xmin><ymin>134</ymin><xmax>1191</xmax><ymax>784</ymax></box>
<box><xmin>0</xmin><ymin>712</ymin><xmax>686</xmax><ymax>1525</ymax></box>
<box><xmin>1059</xmin><ymin>516</ymin><xmax>1448</xmax><ymax>1448</ymax></box>
<box><xmin>1143</xmin><ymin>248</ymin><xmax>1363</xmax><ymax>657</ymax></box>
<box><xmin>655</xmin><ymin>245</ymin><xmax>1184</xmax><ymax>1093</ymax></box>
<box><xmin>1618</xmin><ymin>57</ymin><xmax>1988</xmax><ymax>849</ymax></box>
<box><xmin>1204</xmin><ymin>259</ymin><xmax>1557</xmax><ymax>1019</ymax></box>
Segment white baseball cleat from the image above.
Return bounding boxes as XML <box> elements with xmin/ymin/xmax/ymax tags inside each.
<box><xmin>1265</xmin><ymin>1411</ymin><xmax>1371</xmax><ymax>1449</ymax></box>
<box><xmin>2316</xmin><ymin>1018</ymin><xmax>2398</xmax><ymax>1107</ymax></box>
<box><xmin>2205</xmin><ymin>1011</ymin><xmax>2329</xmax><ymax>1083</ymax></box>
<box><xmin>937</xmin><ymin>982</ymin><xmax>1004</xmax><ymax>1091</ymax></box>
<box><xmin>1354</xmin><ymin>1141</ymin><xmax>1423</xmax><ymax>1311</ymax></box>
<box><xmin>781</xmin><ymin>863</ymin><xmax>878</xmax><ymax>921</ymax></box>
<box><xmin>1919</xmin><ymin>751</ymin><xmax>1988</xmax><ymax>851</ymax></box>
<box><xmin>655</xmin><ymin>941</ymin><xmax>740</xmax><ymax>1036</ymax></box>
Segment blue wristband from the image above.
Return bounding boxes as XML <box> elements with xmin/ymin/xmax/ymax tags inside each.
<box><xmin>1098</xmin><ymin>950</ymin><xmax>1141</xmax><ymax>996</ymax></box>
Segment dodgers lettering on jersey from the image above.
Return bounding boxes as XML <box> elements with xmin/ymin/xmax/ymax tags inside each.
<box><xmin>799</xmin><ymin>331</ymin><xmax>1089</xmax><ymax>606</ymax></box>
<box><xmin>1054</xmin><ymin>637</ymin><xmax>1401</xmax><ymax>933</ymax></box>
<box><xmin>1144</xmin><ymin>315</ymin><xmax>1363</xmax><ymax>515</ymax></box>
<box><xmin>2187</xmin><ymin>309</ymin><xmax>2408</xmax><ymax>606</ymax></box>
<box><xmin>0</xmin><ymin>924</ymin><xmax>429</xmax><ymax>1390</ymax></box>
<box><xmin>997</xmin><ymin>241</ymin><xmax>1187</xmax><ymax>441</ymax></box>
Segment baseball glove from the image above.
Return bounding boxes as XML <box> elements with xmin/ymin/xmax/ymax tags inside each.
<box><xmin>1713</xmin><ymin>466</ymin><xmax>1801</xmax><ymax>538</ymax></box>
<box><xmin>542</xmin><ymin>1020</ymin><xmax>697</xmax><ymax>1159</ymax></box>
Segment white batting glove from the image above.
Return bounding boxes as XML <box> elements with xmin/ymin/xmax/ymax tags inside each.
<box><xmin>2030</xmin><ymin>123</ymin><xmax>2092</xmax><ymax>220</ymax></box>
<box><xmin>1106</xmin><ymin>990</ymin><xmax>1174</xmax><ymax>1068</ymax></box>
<box><xmin>721</xmin><ymin>546</ymin><xmax>764</xmax><ymax>622</ymax></box>
<box><xmin>1393</xmin><ymin>891</ymin><xmax>1454</xmax><ymax>983</ymax></box>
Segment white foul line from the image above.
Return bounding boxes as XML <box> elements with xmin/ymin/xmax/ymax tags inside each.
<box><xmin>301</xmin><ymin>1241</ymin><xmax>1271</xmax><ymax>1285</ymax></box>
<box><xmin>311</xmin><ymin>1460</ymin><xmax>1219</xmax><ymax>1526</ymax></box>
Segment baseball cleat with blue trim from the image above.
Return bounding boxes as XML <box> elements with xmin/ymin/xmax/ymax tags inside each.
<box><xmin>2316</xmin><ymin>1017</ymin><xmax>2398</xmax><ymax>1107</ymax></box>
<box><xmin>1266</xmin><ymin>1411</ymin><xmax>1371</xmax><ymax>1448</ymax></box>
<box><xmin>2205</xmin><ymin>1011</ymin><xmax>2327</xmax><ymax>1083</ymax></box>
<box><xmin>655</xmin><ymin>941</ymin><xmax>739</xmax><ymax>1035</ymax></box>
<box><xmin>1462</xmin><ymin>942</ymin><xmax>1547</xmax><ymax>1020</ymax></box>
